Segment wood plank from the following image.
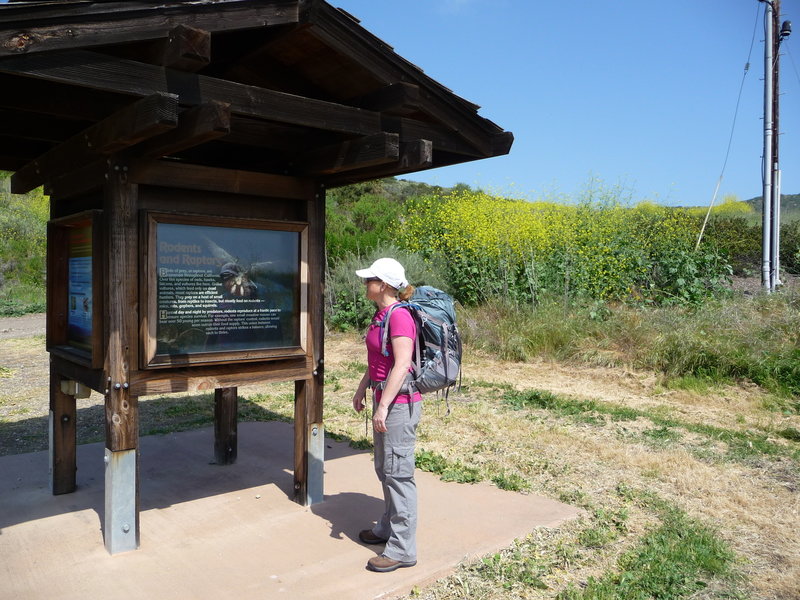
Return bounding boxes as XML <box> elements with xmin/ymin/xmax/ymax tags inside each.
<box><xmin>46</xmin><ymin>223</ymin><xmax>69</xmax><ymax>349</ymax></box>
<box><xmin>50</xmin><ymin>354</ymin><xmax>105</xmax><ymax>393</ymax></box>
<box><xmin>128</xmin><ymin>160</ymin><xmax>315</xmax><ymax>200</ymax></box>
<box><xmin>0</xmin><ymin>50</ymin><xmax>382</xmax><ymax>136</ymax></box>
<box><xmin>128</xmin><ymin>356</ymin><xmax>312</xmax><ymax>396</ymax></box>
<box><xmin>323</xmin><ymin>139</ymin><xmax>433</xmax><ymax>187</ymax></box>
<box><xmin>44</xmin><ymin>159</ymin><xmax>107</xmax><ymax>200</ymax></box>
<box><xmin>132</xmin><ymin>101</ymin><xmax>231</xmax><ymax>159</ymax></box>
<box><xmin>153</xmin><ymin>24</ymin><xmax>210</xmax><ymax>72</ymax></box>
<box><xmin>11</xmin><ymin>93</ymin><xmax>179</xmax><ymax>194</ymax></box>
<box><xmin>50</xmin><ymin>367</ymin><xmax>77</xmax><ymax>495</ymax></box>
<box><xmin>0</xmin><ymin>0</ymin><xmax>300</xmax><ymax>57</ymax></box>
<box><xmin>214</xmin><ymin>387</ymin><xmax>238</xmax><ymax>465</ymax></box>
<box><xmin>294</xmin><ymin>132</ymin><xmax>399</xmax><ymax>176</ymax></box>
<box><xmin>381</xmin><ymin>116</ymin><xmax>481</xmax><ymax>157</ymax></box>
<box><xmin>103</xmin><ymin>165</ymin><xmax>139</xmax><ymax>452</ymax></box>
<box><xmin>348</xmin><ymin>82</ymin><xmax>422</xmax><ymax>114</ymax></box>
<box><xmin>492</xmin><ymin>131</ymin><xmax>515</xmax><ymax>156</ymax></box>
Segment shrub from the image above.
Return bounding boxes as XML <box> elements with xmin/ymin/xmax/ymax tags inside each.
<box><xmin>399</xmin><ymin>188</ymin><xmax>732</xmax><ymax>306</ymax></box>
<box><xmin>0</xmin><ymin>176</ymin><xmax>49</xmax><ymax>315</ymax></box>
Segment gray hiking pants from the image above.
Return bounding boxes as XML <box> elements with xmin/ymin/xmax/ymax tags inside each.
<box><xmin>372</xmin><ymin>399</ymin><xmax>422</xmax><ymax>563</ymax></box>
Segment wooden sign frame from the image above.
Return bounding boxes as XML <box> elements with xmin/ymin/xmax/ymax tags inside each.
<box><xmin>46</xmin><ymin>209</ymin><xmax>105</xmax><ymax>369</ymax></box>
<box><xmin>141</xmin><ymin>211</ymin><xmax>308</xmax><ymax>369</ymax></box>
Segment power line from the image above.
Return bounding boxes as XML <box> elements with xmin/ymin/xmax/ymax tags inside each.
<box><xmin>695</xmin><ymin>2</ymin><xmax>762</xmax><ymax>251</ymax></box>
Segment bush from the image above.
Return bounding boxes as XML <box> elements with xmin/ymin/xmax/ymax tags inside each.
<box><xmin>0</xmin><ymin>175</ymin><xmax>49</xmax><ymax>315</ymax></box>
<box><xmin>399</xmin><ymin>188</ymin><xmax>732</xmax><ymax>306</ymax></box>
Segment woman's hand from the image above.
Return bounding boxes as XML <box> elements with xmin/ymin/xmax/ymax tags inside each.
<box><xmin>372</xmin><ymin>402</ymin><xmax>389</xmax><ymax>433</ymax></box>
<box><xmin>353</xmin><ymin>370</ymin><xmax>370</xmax><ymax>412</ymax></box>
<box><xmin>352</xmin><ymin>390</ymin><xmax>366</xmax><ymax>412</ymax></box>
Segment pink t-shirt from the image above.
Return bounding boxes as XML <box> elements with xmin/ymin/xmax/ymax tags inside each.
<box><xmin>365</xmin><ymin>303</ymin><xmax>422</xmax><ymax>404</ymax></box>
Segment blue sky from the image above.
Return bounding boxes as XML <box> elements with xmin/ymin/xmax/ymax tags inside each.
<box><xmin>1</xmin><ymin>0</ymin><xmax>796</xmax><ymax>206</ymax></box>
<box><xmin>334</xmin><ymin>0</ymin><xmax>799</xmax><ymax>206</ymax></box>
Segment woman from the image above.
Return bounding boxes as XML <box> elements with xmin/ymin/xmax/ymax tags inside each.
<box><xmin>352</xmin><ymin>257</ymin><xmax>422</xmax><ymax>573</ymax></box>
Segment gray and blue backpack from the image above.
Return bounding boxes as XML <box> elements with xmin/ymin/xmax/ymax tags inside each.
<box><xmin>379</xmin><ymin>286</ymin><xmax>462</xmax><ymax>413</ymax></box>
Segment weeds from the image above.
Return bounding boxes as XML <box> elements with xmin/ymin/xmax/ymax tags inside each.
<box><xmin>464</xmin><ymin>292</ymin><xmax>800</xmax><ymax>399</ymax></box>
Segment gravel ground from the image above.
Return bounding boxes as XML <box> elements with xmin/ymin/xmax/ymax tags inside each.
<box><xmin>0</xmin><ymin>312</ymin><xmax>45</xmax><ymax>339</ymax></box>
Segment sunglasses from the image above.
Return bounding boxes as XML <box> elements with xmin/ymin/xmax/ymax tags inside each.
<box><xmin>363</xmin><ymin>277</ymin><xmax>381</xmax><ymax>284</ymax></box>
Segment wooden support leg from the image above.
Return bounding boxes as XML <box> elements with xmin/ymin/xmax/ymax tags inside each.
<box><xmin>49</xmin><ymin>369</ymin><xmax>76</xmax><ymax>495</ymax></box>
<box><xmin>104</xmin><ymin>447</ymin><xmax>139</xmax><ymax>554</ymax></box>
<box><xmin>214</xmin><ymin>387</ymin><xmax>238</xmax><ymax>465</ymax></box>
<box><xmin>102</xmin><ymin>164</ymin><xmax>140</xmax><ymax>554</ymax></box>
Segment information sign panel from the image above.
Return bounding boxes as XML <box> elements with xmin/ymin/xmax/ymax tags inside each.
<box><xmin>67</xmin><ymin>221</ymin><xmax>93</xmax><ymax>351</ymax></box>
<box><xmin>145</xmin><ymin>213</ymin><xmax>307</xmax><ymax>367</ymax></box>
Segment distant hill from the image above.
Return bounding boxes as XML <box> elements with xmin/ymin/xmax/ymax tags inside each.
<box><xmin>744</xmin><ymin>193</ymin><xmax>800</xmax><ymax>214</ymax></box>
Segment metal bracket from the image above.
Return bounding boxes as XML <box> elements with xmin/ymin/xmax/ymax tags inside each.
<box><xmin>307</xmin><ymin>423</ymin><xmax>324</xmax><ymax>505</ymax></box>
<box><xmin>104</xmin><ymin>448</ymin><xmax>138</xmax><ymax>554</ymax></box>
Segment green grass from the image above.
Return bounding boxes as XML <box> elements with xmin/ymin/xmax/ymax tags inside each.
<box><xmin>559</xmin><ymin>508</ymin><xmax>738</xmax><ymax>599</ymax></box>
<box><xmin>504</xmin><ymin>388</ymin><xmax>800</xmax><ymax>463</ymax></box>
<box><xmin>414</xmin><ymin>449</ymin><xmax>483</xmax><ymax>484</ymax></box>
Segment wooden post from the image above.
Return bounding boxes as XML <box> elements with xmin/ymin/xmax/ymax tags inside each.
<box><xmin>49</xmin><ymin>368</ymin><xmax>76</xmax><ymax>495</ymax></box>
<box><xmin>103</xmin><ymin>161</ymin><xmax>140</xmax><ymax>554</ymax></box>
<box><xmin>214</xmin><ymin>387</ymin><xmax>238</xmax><ymax>465</ymax></box>
<box><xmin>294</xmin><ymin>185</ymin><xmax>325</xmax><ymax>505</ymax></box>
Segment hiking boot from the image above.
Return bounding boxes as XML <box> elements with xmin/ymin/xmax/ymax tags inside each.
<box><xmin>358</xmin><ymin>529</ymin><xmax>388</xmax><ymax>545</ymax></box>
<box><xmin>366</xmin><ymin>555</ymin><xmax>417</xmax><ymax>573</ymax></box>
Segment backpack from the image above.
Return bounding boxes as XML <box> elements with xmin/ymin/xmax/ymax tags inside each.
<box><xmin>379</xmin><ymin>286</ymin><xmax>462</xmax><ymax>413</ymax></box>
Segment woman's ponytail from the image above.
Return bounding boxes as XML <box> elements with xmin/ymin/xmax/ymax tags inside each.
<box><xmin>398</xmin><ymin>284</ymin><xmax>415</xmax><ymax>302</ymax></box>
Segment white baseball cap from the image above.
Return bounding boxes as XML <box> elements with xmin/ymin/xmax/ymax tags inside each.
<box><xmin>355</xmin><ymin>257</ymin><xmax>409</xmax><ymax>289</ymax></box>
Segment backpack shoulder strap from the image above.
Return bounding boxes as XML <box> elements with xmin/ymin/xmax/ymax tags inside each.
<box><xmin>379</xmin><ymin>303</ymin><xmax>422</xmax><ymax>375</ymax></box>
<box><xmin>379</xmin><ymin>302</ymin><xmax>407</xmax><ymax>357</ymax></box>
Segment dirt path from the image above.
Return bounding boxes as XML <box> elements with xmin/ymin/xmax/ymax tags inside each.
<box><xmin>0</xmin><ymin>313</ymin><xmax>45</xmax><ymax>340</ymax></box>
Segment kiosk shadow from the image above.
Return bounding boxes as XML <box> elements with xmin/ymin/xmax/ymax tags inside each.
<box><xmin>0</xmin><ymin>397</ymin><xmax>370</xmax><ymax>534</ymax></box>
<box><xmin>309</xmin><ymin>492</ymin><xmax>384</xmax><ymax>544</ymax></box>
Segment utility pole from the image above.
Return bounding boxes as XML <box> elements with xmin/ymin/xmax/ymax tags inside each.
<box><xmin>761</xmin><ymin>0</ymin><xmax>792</xmax><ymax>292</ymax></box>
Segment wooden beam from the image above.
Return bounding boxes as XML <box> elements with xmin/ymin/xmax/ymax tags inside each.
<box><xmin>0</xmin><ymin>50</ymin><xmax>382</xmax><ymax>137</ymax></box>
<box><xmin>44</xmin><ymin>159</ymin><xmax>108</xmax><ymax>199</ymax></box>
<box><xmin>11</xmin><ymin>93</ymin><xmax>179</xmax><ymax>194</ymax></box>
<box><xmin>348</xmin><ymin>82</ymin><xmax>422</xmax><ymax>114</ymax></box>
<box><xmin>103</xmin><ymin>164</ymin><xmax>139</xmax><ymax>452</ymax></box>
<box><xmin>145</xmin><ymin>24</ymin><xmax>211</xmax><ymax>73</ymax></box>
<box><xmin>50</xmin><ymin>354</ymin><xmax>105</xmax><ymax>394</ymax></box>
<box><xmin>131</xmin><ymin>101</ymin><xmax>231</xmax><ymax>159</ymax></box>
<box><xmin>127</xmin><ymin>160</ymin><xmax>315</xmax><ymax>200</ymax></box>
<box><xmin>49</xmin><ymin>367</ymin><xmax>77</xmax><ymax>495</ymax></box>
<box><xmin>0</xmin><ymin>0</ymin><xmax>300</xmax><ymax>57</ymax></box>
<box><xmin>492</xmin><ymin>131</ymin><xmax>515</xmax><ymax>157</ymax></box>
<box><xmin>214</xmin><ymin>387</ymin><xmax>238</xmax><ymax>465</ymax></box>
<box><xmin>128</xmin><ymin>356</ymin><xmax>312</xmax><ymax>396</ymax></box>
<box><xmin>323</xmin><ymin>139</ymin><xmax>433</xmax><ymax>187</ymax></box>
<box><xmin>381</xmin><ymin>116</ymin><xmax>483</xmax><ymax>157</ymax></box>
<box><xmin>293</xmin><ymin>132</ymin><xmax>399</xmax><ymax>176</ymax></box>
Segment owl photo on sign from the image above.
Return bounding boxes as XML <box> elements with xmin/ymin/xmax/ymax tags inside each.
<box><xmin>202</xmin><ymin>235</ymin><xmax>274</xmax><ymax>300</ymax></box>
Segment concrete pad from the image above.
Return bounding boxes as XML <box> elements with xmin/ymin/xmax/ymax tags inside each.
<box><xmin>0</xmin><ymin>421</ymin><xmax>581</xmax><ymax>600</ymax></box>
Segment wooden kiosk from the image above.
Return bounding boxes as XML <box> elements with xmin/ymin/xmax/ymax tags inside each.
<box><xmin>0</xmin><ymin>0</ymin><xmax>512</xmax><ymax>554</ymax></box>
